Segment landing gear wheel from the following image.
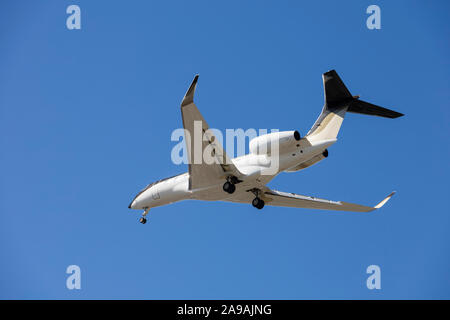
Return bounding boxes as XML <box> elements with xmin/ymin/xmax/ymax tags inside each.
<box><xmin>252</xmin><ymin>197</ymin><xmax>265</xmax><ymax>209</ymax></box>
<box><xmin>139</xmin><ymin>208</ymin><xmax>149</xmax><ymax>224</ymax></box>
<box><xmin>223</xmin><ymin>181</ymin><xmax>236</xmax><ymax>194</ymax></box>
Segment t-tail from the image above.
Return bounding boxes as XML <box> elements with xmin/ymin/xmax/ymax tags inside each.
<box><xmin>307</xmin><ymin>70</ymin><xmax>404</xmax><ymax>142</ymax></box>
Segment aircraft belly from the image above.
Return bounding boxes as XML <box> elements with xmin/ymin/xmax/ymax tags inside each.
<box><xmin>192</xmin><ymin>174</ymin><xmax>276</xmax><ymax>201</ymax></box>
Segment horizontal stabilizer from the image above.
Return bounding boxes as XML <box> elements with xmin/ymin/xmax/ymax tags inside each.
<box><xmin>348</xmin><ymin>99</ymin><xmax>404</xmax><ymax>118</ymax></box>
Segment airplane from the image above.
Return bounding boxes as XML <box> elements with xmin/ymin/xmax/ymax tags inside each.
<box><xmin>128</xmin><ymin>70</ymin><xmax>403</xmax><ymax>224</ymax></box>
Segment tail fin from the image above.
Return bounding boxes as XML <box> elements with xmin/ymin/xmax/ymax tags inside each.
<box><xmin>307</xmin><ymin>70</ymin><xmax>403</xmax><ymax>141</ymax></box>
<box><xmin>323</xmin><ymin>69</ymin><xmax>353</xmax><ymax>108</ymax></box>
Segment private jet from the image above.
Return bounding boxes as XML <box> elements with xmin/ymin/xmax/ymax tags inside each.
<box><xmin>129</xmin><ymin>70</ymin><xmax>403</xmax><ymax>224</ymax></box>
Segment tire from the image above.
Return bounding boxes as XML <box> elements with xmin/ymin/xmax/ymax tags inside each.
<box><xmin>252</xmin><ymin>197</ymin><xmax>265</xmax><ymax>209</ymax></box>
<box><xmin>257</xmin><ymin>199</ymin><xmax>265</xmax><ymax>209</ymax></box>
<box><xmin>223</xmin><ymin>181</ymin><xmax>235</xmax><ymax>194</ymax></box>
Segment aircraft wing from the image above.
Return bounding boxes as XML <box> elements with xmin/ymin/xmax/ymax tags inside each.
<box><xmin>226</xmin><ymin>188</ymin><xmax>395</xmax><ymax>212</ymax></box>
<box><xmin>181</xmin><ymin>75</ymin><xmax>243</xmax><ymax>190</ymax></box>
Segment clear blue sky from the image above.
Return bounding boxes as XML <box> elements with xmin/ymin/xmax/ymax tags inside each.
<box><xmin>1</xmin><ymin>0</ymin><xmax>449</xmax><ymax>299</ymax></box>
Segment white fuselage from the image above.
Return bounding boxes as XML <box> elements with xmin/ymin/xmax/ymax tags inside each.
<box><xmin>129</xmin><ymin>136</ymin><xmax>336</xmax><ymax>210</ymax></box>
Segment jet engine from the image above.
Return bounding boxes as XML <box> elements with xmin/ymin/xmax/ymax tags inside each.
<box><xmin>249</xmin><ymin>130</ymin><xmax>301</xmax><ymax>155</ymax></box>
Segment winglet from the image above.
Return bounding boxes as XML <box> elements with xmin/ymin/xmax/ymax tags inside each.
<box><xmin>374</xmin><ymin>191</ymin><xmax>396</xmax><ymax>209</ymax></box>
<box><xmin>181</xmin><ymin>74</ymin><xmax>199</xmax><ymax>107</ymax></box>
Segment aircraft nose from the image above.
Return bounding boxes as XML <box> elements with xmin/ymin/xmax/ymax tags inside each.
<box><xmin>128</xmin><ymin>198</ymin><xmax>137</xmax><ymax>209</ymax></box>
<box><xmin>128</xmin><ymin>185</ymin><xmax>153</xmax><ymax>209</ymax></box>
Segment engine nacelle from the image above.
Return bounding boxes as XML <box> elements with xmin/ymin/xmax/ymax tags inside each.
<box><xmin>249</xmin><ymin>130</ymin><xmax>301</xmax><ymax>155</ymax></box>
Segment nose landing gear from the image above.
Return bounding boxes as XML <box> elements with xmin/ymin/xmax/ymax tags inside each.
<box><xmin>139</xmin><ymin>208</ymin><xmax>149</xmax><ymax>224</ymax></box>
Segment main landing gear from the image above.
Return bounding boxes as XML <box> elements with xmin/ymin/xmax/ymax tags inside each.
<box><xmin>139</xmin><ymin>208</ymin><xmax>149</xmax><ymax>224</ymax></box>
<box><xmin>223</xmin><ymin>181</ymin><xmax>236</xmax><ymax>194</ymax></box>
<box><xmin>252</xmin><ymin>197</ymin><xmax>265</xmax><ymax>209</ymax></box>
<box><xmin>223</xmin><ymin>176</ymin><xmax>239</xmax><ymax>194</ymax></box>
<box><xmin>250</xmin><ymin>188</ymin><xmax>265</xmax><ymax>210</ymax></box>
